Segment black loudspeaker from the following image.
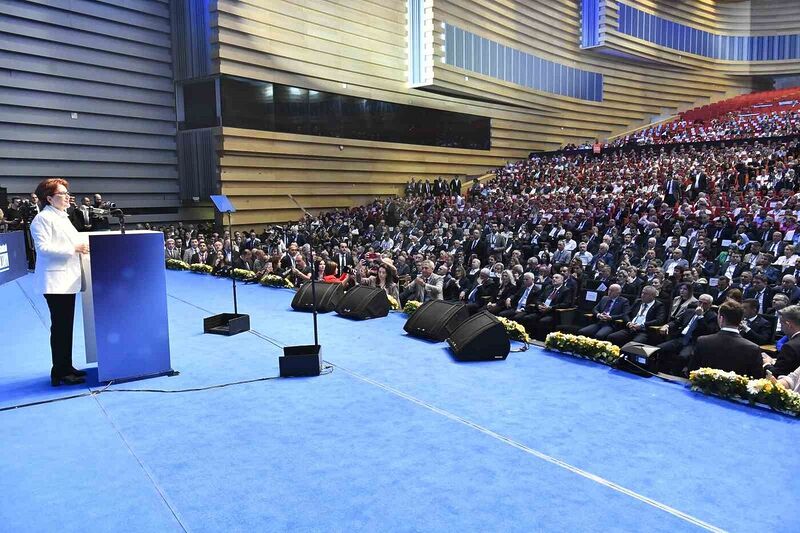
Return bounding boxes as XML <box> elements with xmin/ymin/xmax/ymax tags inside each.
<box><xmin>279</xmin><ymin>345</ymin><xmax>321</xmax><ymax>377</ymax></box>
<box><xmin>0</xmin><ymin>187</ymin><xmax>7</xmax><ymax>211</ymax></box>
<box><xmin>447</xmin><ymin>311</ymin><xmax>510</xmax><ymax>361</ymax></box>
<box><xmin>291</xmin><ymin>281</ymin><xmax>344</xmax><ymax>313</ymax></box>
<box><xmin>404</xmin><ymin>300</ymin><xmax>469</xmax><ymax>341</ymax></box>
<box><xmin>617</xmin><ymin>342</ymin><xmax>660</xmax><ymax>377</ymax></box>
<box><xmin>335</xmin><ymin>285</ymin><xmax>390</xmax><ymax>320</ymax></box>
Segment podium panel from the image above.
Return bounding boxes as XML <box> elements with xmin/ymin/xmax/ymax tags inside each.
<box><xmin>82</xmin><ymin>231</ymin><xmax>172</xmax><ymax>382</ymax></box>
<box><xmin>0</xmin><ymin>231</ymin><xmax>28</xmax><ymax>286</ymax></box>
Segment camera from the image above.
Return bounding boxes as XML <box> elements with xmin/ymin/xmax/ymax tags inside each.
<box><xmin>18</xmin><ymin>200</ymin><xmax>38</xmax><ymax>222</ymax></box>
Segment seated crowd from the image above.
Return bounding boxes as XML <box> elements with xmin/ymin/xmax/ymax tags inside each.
<box><xmin>612</xmin><ymin>109</ymin><xmax>800</xmax><ymax>147</ymax></box>
<box><xmin>157</xmin><ymin>131</ymin><xmax>800</xmax><ymax>384</ymax></box>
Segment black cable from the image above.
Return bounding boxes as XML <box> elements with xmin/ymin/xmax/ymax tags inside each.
<box><xmin>101</xmin><ymin>375</ymin><xmax>283</xmax><ymax>394</ymax></box>
<box><xmin>0</xmin><ymin>391</ymin><xmax>92</xmax><ymax>413</ymax></box>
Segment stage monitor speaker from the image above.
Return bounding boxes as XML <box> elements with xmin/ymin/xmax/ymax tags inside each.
<box><xmin>447</xmin><ymin>311</ymin><xmax>510</xmax><ymax>361</ymax></box>
<box><xmin>404</xmin><ymin>300</ymin><xmax>469</xmax><ymax>341</ymax></box>
<box><xmin>335</xmin><ymin>285</ymin><xmax>390</xmax><ymax>320</ymax></box>
<box><xmin>279</xmin><ymin>344</ymin><xmax>321</xmax><ymax>377</ymax></box>
<box><xmin>291</xmin><ymin>281</ymin><xmax>344</xmax><ymax>313</ymax></box>
<box><xmin>617</xmin><ymin>342</ymin><xmax>660</xmax><ymax>377</ymax></box>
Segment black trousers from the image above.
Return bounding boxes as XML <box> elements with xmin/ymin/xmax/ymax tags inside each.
<box><xmin>44</xmin><ymin>293</ymin><xmax>76</xmax><ymax>377</ymax></box>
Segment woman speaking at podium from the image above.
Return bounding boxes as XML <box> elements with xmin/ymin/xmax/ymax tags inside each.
<box><xmin>30</xmin><ymin>178</ymin><xmax>90</xmax><ymax>386</ymax></box>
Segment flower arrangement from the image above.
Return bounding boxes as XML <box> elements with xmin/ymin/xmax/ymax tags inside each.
<box><xmin>189</xmin><ymin>263</ymin><xmax>213</xmax><ymax>274</ymax></box>
<box><xmin>403</xmin><ymin>300</ymin><xmax>421</xmax><ymax>315</ymax></box>
<box><xmin>387</xmin><ymin>294</ymin><xmax>401</xmax><ymax>311</ymax></box>
<box><xmin>688</xmin><ymin>368</ymin><xmax>749</xmax><ymax>398</ymax></box>
<box><xmin>260</xmin><ymin>274</ymin><xmax>295</xmax><ymax>289</ymax></box>
<box><xmin>231</xmin><ymin>268</ymin><xmax>257</xmax><ymax>281</ymax></box>
<box><xmin>690</xmin><ymin>368</ymin><xmax>800</xmax><ymax>416</ymax></box>
<box><xmin>497</xmin><ymin>316</ymin><xmax>532</xmax><ymax>344</ymax></box>
<box><xmin>544</xmin><ymin>332</ymin><xmax>621</xmax><ymax>365</ymax></box>
<box><xmin>166</xmin><ymin>259</ymin><xmax>190</xmax><ymax>271</ymax></box>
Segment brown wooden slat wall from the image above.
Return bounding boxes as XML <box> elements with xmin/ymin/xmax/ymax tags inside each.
<box><xmin>209</xmin><ymin>0</ymin><xmax>768</xmax><ymax>226</ymax></box>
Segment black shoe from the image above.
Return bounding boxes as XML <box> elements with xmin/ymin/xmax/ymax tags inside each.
<box><xmin>51</xmin><ymin>373</ymin><xmax>86</xmax><ymax>387</ymax></box>
<box><xmin>70</xmin><ymin>367</ymin><xmax>87</xmax><ymax>377</ymax></box>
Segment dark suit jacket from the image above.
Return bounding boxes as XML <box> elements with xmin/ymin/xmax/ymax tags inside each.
<box><xmin>743</xmin><ymin>287</ymin><xmax>774</xmax><ymax>313</ymax></box>
<box><xmin>688</xmin><ymin>331</ymin><xmax>764</xmax><ymax>378</ymax></box>
<box><xmin>740</xmin><ymin>315</ymin><xmax>773</xmax><ymax>346</ymax></box>
<box><xmin>536</xmin><ymin>285</ymin><xmax>574</xmax><ymax>312</ymax></box>
<box><xmin>718</xmin><ymin>262</ymin><xmax>747</xmax><ymax>281</ymax></box>
<box><xmin>591</xmin><ymin>296</ymin><xmax>631</xmax><ymax>322</ymax></box>
<box><xmin>667</xmin><ymin>309</ymin><xmax>719</xmax><ymax>342</ymax></box>
<box><xmin>466</xmin><ymin>280</ymin><xmax>498</xmax><ymax>306</ymax></box>
<box><xmin>625</xmin><ymin>299</ymin><xmax>667</xmax><ymax>328</ymax></box>
<box><xmin>765</xmin><ymin>334</ymin><xmax>800</xmax><ymax>377</ymax></box>
<box><xmin>711</xmin><ymin>287</ymin><xmax>732</xmax><ymax>306</ymax></box>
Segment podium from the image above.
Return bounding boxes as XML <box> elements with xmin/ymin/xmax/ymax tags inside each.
<box><xmin>81</xmin><ymin>230</ymin><xmax>173</xmax><ymax>382</ymax></box>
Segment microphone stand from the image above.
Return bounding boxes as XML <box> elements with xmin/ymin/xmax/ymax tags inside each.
<box><xmin>309</xmin><ymin>251</ymin><xmax>321</xmax><ymax>346</ymax></box>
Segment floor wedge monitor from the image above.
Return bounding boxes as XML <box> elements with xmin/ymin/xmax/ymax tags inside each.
<box><xmin>404</xmin><ymin>300</ymin><xmax>469</xmax><ymax>341</ymax></box>
<box><xmin>291</xmin><ymin>281</ymin><xmax>344</xmax><ymax>313</ymax></box>
<box><xmin>447</xmin><ymin>311</ymin><xmax>510</xmax><ymax>361</ymax></box>
<box><xmin>335</xmin><ymin>285</ymin><xmax>390</xmax><ymax>320</ymax></box>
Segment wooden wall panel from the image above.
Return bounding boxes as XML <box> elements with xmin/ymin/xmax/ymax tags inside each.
<box><xmin>209</xmin><ymin>0</ymin><xmax>779</xmax><ymax>226</ymax></box>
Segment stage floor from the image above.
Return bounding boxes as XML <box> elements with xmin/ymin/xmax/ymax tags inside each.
<box><xmin>1</xmin><ymin>271</ymin><xmax>797</xmax><ymax>532</ymax></box>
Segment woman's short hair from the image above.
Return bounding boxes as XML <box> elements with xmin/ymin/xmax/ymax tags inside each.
<box><xmin>324</xmin><ymin>261</ymin><xmax>337</xmax><ymax>276</ymax></box>
<box><xmin>35</xmin><ymin>178</ymin><xmax>69</xmax><ymax>207</ymax></box>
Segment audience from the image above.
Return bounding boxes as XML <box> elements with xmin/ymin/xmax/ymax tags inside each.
<box><xmin>139</xmin><ymin>117</ymin><xmax>800</xmax><ymax>379</ymax></box>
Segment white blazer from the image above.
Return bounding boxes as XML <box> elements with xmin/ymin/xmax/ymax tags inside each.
<box><xmin>30</xmin><ymin>205</ymin><xmax>87</xmax><ymax>294</ymax></box>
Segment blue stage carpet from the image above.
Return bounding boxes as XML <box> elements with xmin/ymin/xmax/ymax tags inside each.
<box><xmin>1</xmin><ymin>271</ymin><xmax>798</xmax><ymax>532</ymax></box>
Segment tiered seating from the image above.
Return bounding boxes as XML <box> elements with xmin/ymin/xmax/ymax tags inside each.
<box><xmin>613</xmin><ymin>87</ymin><xmax>800</xmax><ymax>146</ymax></box>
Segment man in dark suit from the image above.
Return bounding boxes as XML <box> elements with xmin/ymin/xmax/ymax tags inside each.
<box><xmin>607</xmin><ymin>286</ymin><xmax>667</xmax><ymax>346</ymax></box>
<box><xmin>462</xmin><ymin>268</ymin><xmax>498</xmax><ymax>315</ymax></box>
<box><xmin>656</xmin><ymin>293</ymin><xmax>719</xmax><ymax>376</ymax></box>
<box><xmin>463</xmin><ymin>229</ymin><xmax>486</xmax><ymax>264</ymax></box>
<box><xmin>744</xmin><ymin>274</ymin><xmax>774</xmax><ymax>314</ymax></box>
<box><xmin>90</xmin><ymin>194</ymin><xmax>110</xmax><ymax>231</ymax></box>
<box><xmin>779</xmin><ymin>274</ymin><xmax>800</xmax><ymax>304</ymax></box>
<box><xmin>710</xmin><ymin>276</ymin><xmax>732</xmax><ymax>306</ymax></box>
<box><xmin>764</xmin><ymin>231</ymin><xmax>785</xmax><ymax>258</ymax></box>
<box><xmin>279</xmin><ymin>243</ymin><xmax>299</xmax><ymax>273</ymax></box>
<box><xmin>451</xmin><ymin>176</ymin><xmax>461</xmax><ymax>195</ymax></box>
<box><xmin>688</xmin><ymin>301</ymin><xmax>764</xmax><ymax>378</ymax></box>
<box><xmin>499</xmin><ymin>272</ymin><xmax>538</xmax><ymax>321</ymax></box>
<box><xmin>334</xmin><ymin>241</ymin><xmax>355</xmax><ymax>275</ymax></box>
<box><xmin>518</xmin><ymin>273</ymin><xmax>574</xmax><ymax>341</ymax></box>
<box><xmin>663</xmin><ymin>177</ymin><xmax>682</xmax><ymax>206</ymax></box>
<box><xmin>689</xmin><ymin>170</ymin><xmax>708</xmax><ymax>200</ymax></box>
<box><xmin>578</xmin><ymin>284</ymin><xmax>631</xmax><ymax>341</ymax></box>
<box><xmin>763</xmin><ymin>304</ymin><xmax>800</xmax><ymax>378</ymax></box>
<box><xmin>739</xmin><ymin>298</ymin><xmax>772</xmax><ymax>346</ymax></box>
<box><xmin>718</xmin><ymin>251</ymin><xmax>747</xmax><ymax>282</ymax></box>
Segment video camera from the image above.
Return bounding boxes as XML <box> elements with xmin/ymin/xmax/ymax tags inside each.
<box><xmin>18</xmin><ymin>200</ymin><xmax>39</xmax><ymax>222</ymax></box>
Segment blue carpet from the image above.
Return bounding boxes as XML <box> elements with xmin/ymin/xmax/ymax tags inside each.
<box><xmin>2</xmin><ymin>271</ymin><xmax>798</xmax><ymax>531</ymax></box>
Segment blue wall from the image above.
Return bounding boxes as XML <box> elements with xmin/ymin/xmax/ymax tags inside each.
<box><xmin>617</xmin><ymin>2</ymin><xmax>800</xmax><ymax>61</ymax></box>
<box><xmin>444</xmin><ymin>24</ymin><xmax>603</xmax><ymax>102</ymax></box>
<box><xmin>581</xmin><ymin>0</ymin><xmax>604</xmax><ymax>49</ymax></box>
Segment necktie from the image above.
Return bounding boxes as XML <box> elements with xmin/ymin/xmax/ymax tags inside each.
<box><xmin>548</xmin><ymin>288</ymin><xmax>558</xmax><ymax>302</ymax></box>
<box><xmin>518</xmin><ymin>287</ymin><xmax>531</xmax><ymax>310</ymax></box>
<box><xmin>604</xmin><ymin>298</ymin><xmax>615</xmax><ymax>313</ymax></box>
<box><xmin>682</xmin><ymin>315</ymin><xmax>699</xmax><ymax>345</ymax></box>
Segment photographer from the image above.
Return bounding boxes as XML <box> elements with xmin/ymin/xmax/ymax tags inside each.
<box><xmin>91</xmin><ymin>193</ymin><xmax>111</xmax><ymax>231</ymax></box>
<box><xmin>70</xmin><ymin>196</ymin><xmax>94</xmax><ymax>232</ymax></box>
